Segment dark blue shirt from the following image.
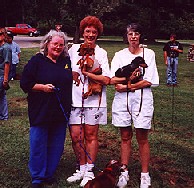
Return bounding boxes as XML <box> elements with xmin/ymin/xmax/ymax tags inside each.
<box><xmin>20</xmin><ymin>53</ymin><xmax>73</xmax><ymax>126</ymax></box>
<box><xmin>163</xmin><ymin>41</ymin><xmax>183</xmax><ymax>57</ymax></box>
<box><xmin>0</xmin><ymin>43</ymin><xmax>12</xmax><ymax>76</ymax></box>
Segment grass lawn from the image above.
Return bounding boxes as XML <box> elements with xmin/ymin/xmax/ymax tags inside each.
<box><xmin>0</xmin><ymin>41</ymin><xmax>193</xmax><ymax>188</ymax></box>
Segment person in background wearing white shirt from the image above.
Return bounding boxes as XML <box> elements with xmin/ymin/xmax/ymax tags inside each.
<box><xmin>110</xmin><ymin>23</ymin><xmax>159</xmax><ymax>188</ymax></box>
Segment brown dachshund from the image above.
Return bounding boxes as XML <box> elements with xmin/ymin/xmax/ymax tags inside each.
<box><xmin>83</xmin><ymin>67</ymin><xmax>102</xmax><ymax>99</ymax></box>
<box><xmin>77</xmin><ymin>43</ymin><xmax>95</xmax><ymax>70</ymax></box>
<box><xmin>84</xmin><ymin>160</ymin><xmax>122</xmax><ymax>188</ymax></box>
<box><xmin>75</xmin><ymin>43</ymin><xmax>103</xmax><ymax>100</ymax></box>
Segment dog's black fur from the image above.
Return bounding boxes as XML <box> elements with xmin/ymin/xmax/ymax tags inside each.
<box><xmin>115</xmin><ymin>56</ymin><xmax>147</xmax><ymax>78</ymax></box>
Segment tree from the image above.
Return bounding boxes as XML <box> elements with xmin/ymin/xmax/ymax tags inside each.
<box><xmin>59</xmin><ymin>0</ymin><xmax>121</xmax><ymax>43</ymax></box>
<box><xmin>1</xmin><ymin>0</ymin><xmax>194</xmax><ymax>39</ymax></box>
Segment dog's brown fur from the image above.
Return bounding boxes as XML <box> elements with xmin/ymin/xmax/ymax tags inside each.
<box><xmin>74</xmin><ymin>43</ymin><xmax>103</xmax><ymax>99</ymax></box>
<box><xmin>72</xmin><ymin>71</ymin><xmax>81</xmax><ymax>86</ymax></box>
<box><xmin>77</xmin><ymin>43</ymin><xmax>95</xmax><ymax>70</ymax></box>
<box><xmin>84</xmin><ymin>160</ymin><xmax>122</xmax><ymax>188</ymax></box>
<box><xmin>83</xmin><ymin>67</ymin><xmax>103</xmax><ymax>99</ymax></box>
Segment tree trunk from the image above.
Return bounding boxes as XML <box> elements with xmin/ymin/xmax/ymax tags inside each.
<box><xmin>73</xmin><ymin>25</ymin><xmax>81</xmax><ymax>44</ymax></box>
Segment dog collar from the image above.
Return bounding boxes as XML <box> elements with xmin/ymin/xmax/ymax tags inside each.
<box><xmin>104</xmin><ymin>167</ymin><xmax>113</xmax><ymax>172</ymax></box>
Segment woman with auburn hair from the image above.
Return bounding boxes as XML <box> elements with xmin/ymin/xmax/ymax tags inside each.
<box><xmin>67</xmin><ymin>16</ymin><xmax>110</xmax><ymax>187</ymax></box>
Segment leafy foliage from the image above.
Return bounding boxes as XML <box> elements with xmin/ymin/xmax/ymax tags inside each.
<box><xmin>1</xmin><ymin>0</ymin><xmax>194</xmax><ymax>40</ymax></box>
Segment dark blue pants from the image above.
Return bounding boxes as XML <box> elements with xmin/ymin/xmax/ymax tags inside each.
<box><xmin>29</xmin><ymin>122</ymin><xmax>66</xmax><ymax>184</ymax></box>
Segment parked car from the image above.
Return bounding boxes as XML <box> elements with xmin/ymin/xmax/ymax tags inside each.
<box><xmin>6</xmin><ymin>24</ymin><xmax>40</xmax><ymax>37</ymax></box>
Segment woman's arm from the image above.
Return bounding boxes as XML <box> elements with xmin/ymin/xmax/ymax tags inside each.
<box><xmin>82</xmin><ymin>70</ymin><xmax>110</xmax><ymax>85</ymax></box>
<box><xmin>32</xmin><ymin>83</ymin><xmax>55</xmax><ymax>93</ymax></box>
<box><xmin>115</xmin><ymin>80</ymin><xmax>151</xmax><ymax>93</ymax></box>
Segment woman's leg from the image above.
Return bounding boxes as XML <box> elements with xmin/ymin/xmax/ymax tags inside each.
<box><xmin>84</xmin><ymin>124</ymin><xmax>99</xmax><ymax>165</ymax></box>
<box><xmin>66</xmin><ymin>124</ymin><xmax>87</xmax><ymax>183</ymax></box>
<box><xmin>117</xmin><ymin>127</ymin><xmax>132</xmax><ymax>188</ymax></box>
<box><xmin>136</xmin><ymin>128</ymin><xmax>150</xmax><ymax>172</ymax></box>
<box><xmin>46</xmin><ymin>122</ymin><xmax>67</xmax><ymax>180</ymax></box>
<box><xmin>120</xmin><ymin>127</ymin><xmax>133</xmax><ymax>166</ymax></box>
<box><xmin>29</xmin><ymin>126</ymin><xmax>48</xmax><ymax>184</ymax></box>
<box><xmin>69</xmin><ymin>124</ymin><xmax>86</xmax><ymax>166</ymax></box>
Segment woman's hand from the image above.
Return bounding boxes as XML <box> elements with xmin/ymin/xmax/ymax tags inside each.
<box><xmin>115</xmin><ymin>84</ymin><xmax>128</xmax><ymax>92</ymax></box>
<box><xmin>43</xmin><ymin>84</ymin><xmax>55</xmax><ymax>92</ymax></box>
<box><xmin>129</xmin><ymin>68</ymin><xmax>141</xmax><ymax>81</ymax></box>
<box><xmin>165</xmin><ymin>59</ymin><xmax>168</xmax><ymax>66</ymax></box>
<box><xmin>3</xmin><ymin>80</ymin><xmax>10</xmax><ymax>90</ymax></box>
<box><xmin>115</xmin><ymin>82</ymin><xmax>135</xmax><ymax>93</ymax></box>
<box><xmin>32</xmin><ymin>84</ymin><xmax>55</xmax><ymax>92</ymax></box>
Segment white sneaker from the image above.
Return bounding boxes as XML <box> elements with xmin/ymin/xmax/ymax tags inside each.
<box><xmin>66</xmin><ymin>170</ymin><xmax>85</xmax><ymax>183</ymax></box>
<box><xmin>80</xmin><ymin>171</ymin><xmax>95</xmax><ymax>187</ymax></box>
<box><xmin>117</xmin><ymin>171</ymin><xmax>129</xmax><ymax>188</ymax></box>
<box><xmin>140</xmin><ymin>175</ymin><xmax>151</xmax><ymax>188</ymax></box>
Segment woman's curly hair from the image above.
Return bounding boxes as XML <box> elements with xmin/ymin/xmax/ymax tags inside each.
<box><xmin>80</xmin><ymin>16</ymin><xmax>103</xmax><ymax>36</ymax></box>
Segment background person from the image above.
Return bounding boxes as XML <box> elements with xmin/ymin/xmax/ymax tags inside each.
<box><xmin>163</xmin><ymin>33</ymin><xmax>183</xmax><ymax>86</ymax></box>
<box><xmin>0</xmin><ymin>27</ymin><xmax>11</xmax><ymax>120</ymax></box>
<box><xmin>6</xmin><ymin>32</ymin><xmax>21</xmax><ymax>80</ymax></box>
<box><xmin>20</xmin><ymin>30</ymin><xmax>72</xmax><ymax>188</ymax></box>
<box><xmin>187</xmin><ymin>44</ymin><xmax>194</xmax><ymax>62</ymax></box>
<box><xmin>55</xmin><ymin>24</ymin><xmax>63</xmax><ymax>32</ymax></box>
<box><xmin>67</xmin><ymin>16</ymin><xmax>110</xmax><ymax>187</ymax></box>
<box><xmin>110</xmin><ymin>23</ymin><xmax>159</xmax><ymax>188</ymax></box>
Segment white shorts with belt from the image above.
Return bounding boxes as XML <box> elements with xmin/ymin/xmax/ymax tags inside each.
<box><xmin>112</xmin><ymin>88</ymin><xmax>153</xmax><ymax>129</ymax></box>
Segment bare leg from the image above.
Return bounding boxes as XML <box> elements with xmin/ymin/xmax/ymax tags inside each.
<box><xmin>69</xmin><ymin>125</ymin><xmax>86</xmax><ymax>165</ymax></box>
<box><xmin>84</xmin><ymin>124</ymin><xmax>99</xmax><ymax>164</ymax></box>
<box><xmin>120</xmin><ymin>127</ymin><xmax>133</xmax><ymax>166</ymax></box>
<box><xmin>136</xmin><ymin>128</ymin><xmax>150</xmax><ymax>172</ymax></box>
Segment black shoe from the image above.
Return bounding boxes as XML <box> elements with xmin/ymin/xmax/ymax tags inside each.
<box><xmin>44</xmin><ymin>177</ymin><xmax>57</xmax><ymax>185</ymax></box>
<box><xmin>43</xmin><ymin>178</ymin><xmax>58</xmax><ymax>188</ymax></box>
<box><xmin>31</xmin><ymin>183</ymin><xmax>44</xmax><ymax>188</ymax></box>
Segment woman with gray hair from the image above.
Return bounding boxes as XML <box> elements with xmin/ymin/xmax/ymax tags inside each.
<box><xmin>110</xmin><ymin>23</ymin><xmax>159</xmax><ymax>188</ymax></box>
<box><xmin>20</xmin><ymin>30</ymin><xmax>72</xmax><ymax>188</ymax></box>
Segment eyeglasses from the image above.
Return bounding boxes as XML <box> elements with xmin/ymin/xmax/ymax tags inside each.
<box><xmin>127</xmin><ymin>32</ymin><xmax>140</xmax><ymax>37</ymax></box>
<box><xmin>50</xmin><ymin>42</ymin><xmax>64</xmax><ymax>48</ymax></box>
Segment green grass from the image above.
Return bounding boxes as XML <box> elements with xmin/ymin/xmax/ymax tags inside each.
<box><xmin>0</xmin><ymin>41</ymin><xmax>193</xmax><ymax>188</ymax></box>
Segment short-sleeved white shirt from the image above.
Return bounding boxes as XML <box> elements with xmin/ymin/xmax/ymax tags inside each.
<box><xmin>110</xmin><ymin>48</ymin><xmax>159</xmax><ymax>128</ymax></box>
<box><xmin>111</xmin><ymin>48</ymin><xmax>159</xmax><ymax>85</ymax></box>
<box><xmin>69</xmin><ymin>44</ymin><xmax>110</xmax><ymax>107</ymax></box>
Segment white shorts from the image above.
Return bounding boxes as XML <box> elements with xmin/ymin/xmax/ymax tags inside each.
<box><xmin>69</xmin><ymin>107</ymin><xmax>107</xmax><ymax>125</ymax></box>
<box><xmin>112</xmin><ymin>89</ymin><xmax>153</xmax><ymax>129</ymax></box>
